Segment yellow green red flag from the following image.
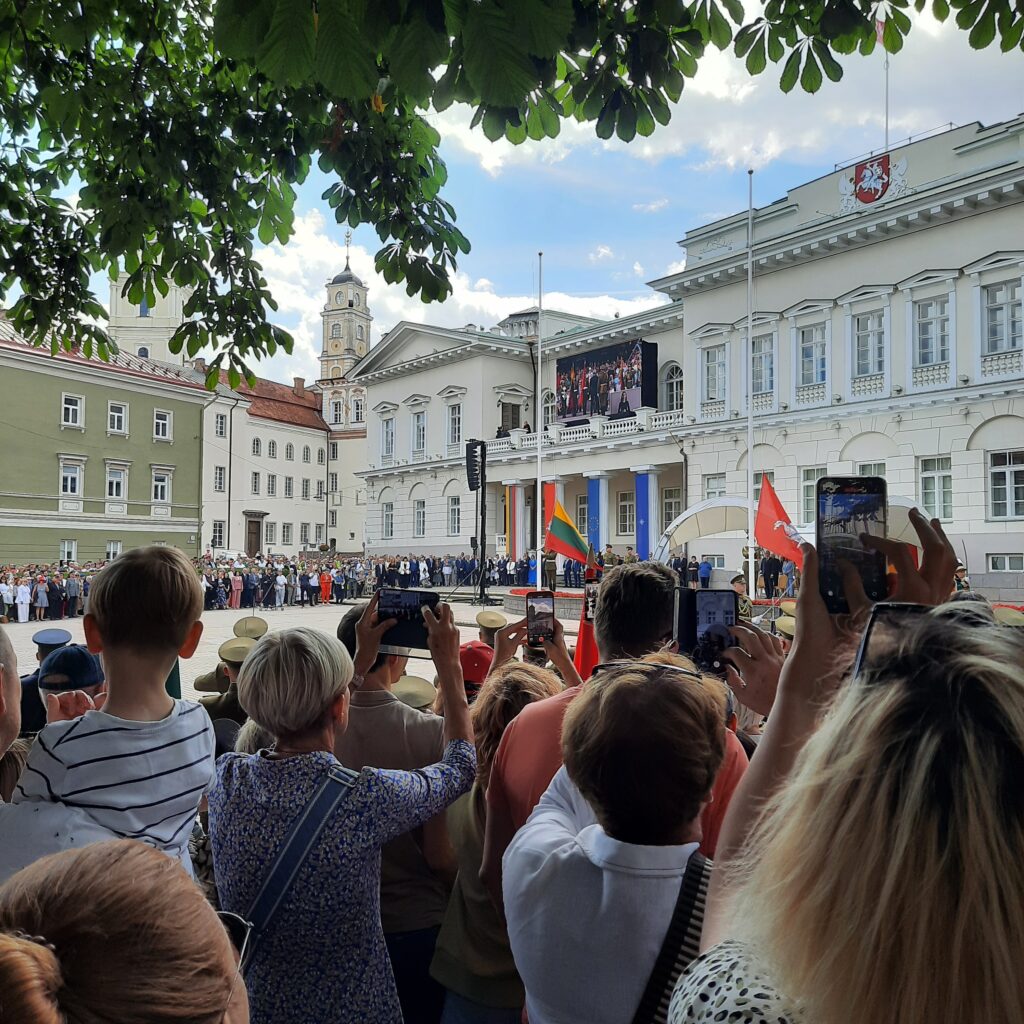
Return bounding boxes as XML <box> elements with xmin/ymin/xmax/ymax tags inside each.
<box><xmin>545</xmin><ymin>500</ymin><xmax>589</xmax><ymax>562</ymax></box>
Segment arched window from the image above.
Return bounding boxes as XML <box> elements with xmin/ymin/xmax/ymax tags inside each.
<box><xmin>662</xmin><ymin>363</ymin><xmax>684</xmax><ymax>412</ymax></box>
<box><xmin>317</xmin><ymin>447</ymin><xmax>326</xmax><ymax>465</ymax></box>
<box><xmin>542</xmin><ymin>390</ymin><xmax>556</xmax><ymax>427</ymax></box>
<box><xmin>268</xmin><ymin>440</ymin><xmax>277</xmax><ymax>459</ymax></box>
<box><xmin>330</xmin><ymin>366</ymin><xmax>341</xmax><ymax>378</ymax></box>
<box><xmin>335</xmin><ymin>291</ymin><xmax>344</xmax><ymax>304</ymax></box>
<box><xmin>330</xmin><ymin>323</ymin><xmax>341</xmax><ymax>338</ymax></box>
<box><xmin>302</xmin><ymin>445</ymin><xmax>311</xmax><ymax>463</ymax></box>
<box><xmin>285</xmin><ymin>443</ymin><xmax>294</xmax><ymax>461</ymax></box>
<box><xmin>356</xmin><ymin>325</ymin><xmax>364</xmax><ymax>340</ymax></box>
<box><xmin>252</xmin><ymin>437</ymin><xmax>261</xmax><ymax>457</ymax></box>
<box><xmin>137</xmin><ymin>346</ymin><xmax>149</xmax><ymax>359</ymax></box>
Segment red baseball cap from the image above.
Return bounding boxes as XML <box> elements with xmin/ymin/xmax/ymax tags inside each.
<box><xmin>459</xmin><ymin>640</ymin><xmax>494</xmax><ymax>686</ymax></box>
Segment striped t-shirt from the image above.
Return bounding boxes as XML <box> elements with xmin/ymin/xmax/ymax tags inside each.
<box><xmin>14</xmin><ymin>700</ymin><xmax>215</xmax><ymax>863</ymax></box>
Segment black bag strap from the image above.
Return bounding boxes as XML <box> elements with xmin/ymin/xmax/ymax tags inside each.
<box><xmin>630</xmin><ymin>851</ymin><xmax>712</xmax><ymax>1024</ymax></box>
<box><xmin>241</xmin><ymin>763</ymin><xmax>360</xmax><ymax>971</ymax></box>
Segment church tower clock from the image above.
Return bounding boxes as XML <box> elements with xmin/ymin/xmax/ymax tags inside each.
<box><xmin>320</xmin><ymin>230</ymin><xmax>373</xmax><ymax>381</ymax></box>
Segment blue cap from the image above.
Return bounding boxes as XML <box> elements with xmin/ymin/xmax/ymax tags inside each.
<box><xmin>32</xmin><ymin>628</ymin><xmax>72</xmax><ymax>650</ymax></box>
<box><xmin>38</xmin><ymin>645</ymin><xmax>104</xmax><ymax>691</ymax></box>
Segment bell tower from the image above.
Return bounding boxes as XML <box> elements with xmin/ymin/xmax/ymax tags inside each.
<box><xmin>321</xmin><ymin>230</ymin><xmax>373</xmax><ymax>381</ymax></box>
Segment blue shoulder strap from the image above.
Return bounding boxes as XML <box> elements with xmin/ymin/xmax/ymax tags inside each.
<box><xmin>242</xmin><ymin>764</ymin><xmax>360</xmax><ymax>968</ymax></box>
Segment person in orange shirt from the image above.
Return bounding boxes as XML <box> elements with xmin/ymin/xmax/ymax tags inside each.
<box><xmin>480</xmin><ymin>562</ymin><xmax>752</xmax><ymax>912</ymax></box>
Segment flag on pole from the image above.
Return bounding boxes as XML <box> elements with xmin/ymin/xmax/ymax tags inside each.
<box><xmin>754</xmin><ymin>476</ymin><xmax>804</xmax><ymax>568</ymax></box>
<box><xmin>875</xmin><ymin>18</ymin><xmax>885</xmax><ymax>44</ymax></box>
<box><xmin>544</xmin><ymin>500</ymin><xmax>589</xmax><ymax>563</ymax></box>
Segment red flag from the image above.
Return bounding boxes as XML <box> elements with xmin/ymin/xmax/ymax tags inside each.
<box><xmin>754</xmin><ymin>476</ymin><xmax>804</xmax><ymax>568</ymax></box>
<box><xmin>573</xmin><ymin>562</ymin><xmax>600</xmax><ymax>680</ymax></box>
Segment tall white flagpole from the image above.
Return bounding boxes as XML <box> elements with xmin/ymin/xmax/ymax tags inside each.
<box><xmin>536</xmin><ymin>252</ymin><xmax>544</xmax><ymax>586</ymax></box>
<box><xmin>746</xmin><ymin>170</ymin><xmax>756</xmax><ymax>597</ymax></box>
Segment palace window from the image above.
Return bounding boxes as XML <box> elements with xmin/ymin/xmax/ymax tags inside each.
<box><xmin>919</xmin><ymin>457</ymin><xmax>952</xmax><ymax>521</ymax></box>
<box><xmin>798</xmin><ymin>325</ymin><xmax>827</xmax><ymax>386</ymax></box>
<box><xmin>854</xmin><ymin>311</ymin><xmax>885</xmax><ymax>376</ymax></box>
<box><xmin>702</xmin><ymin>346</ymin><xmax>725</xmax><ymax>402</ymax></box>
<box><xmin>989</xmin><ymin>450</ymin><xmax>1024</xmax><ymax>519</ymax></box>
<box><xmin>914</xmin><ymin>297</ymin><xmax>950</xmax><ymax>366</ymax></box>
<box><xmin>751</xmin><ymin>335</ymin><xmax>774</xmax><ymax>395</ymax></box>
<box><xmin>984</xmin><ymin>281</ymin><xmax>1022</xmax><ymax>354</ymax></box>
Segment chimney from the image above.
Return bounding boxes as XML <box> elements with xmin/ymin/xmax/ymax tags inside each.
<box><xmin>293</xmin><ymin>377</ymin><xmax>306</xmax><ymax>396</ymax></box>
<box><xmin>193</xmin><ymin>357</ymin><xmax>207</xmax><ymax>374</ymax></box>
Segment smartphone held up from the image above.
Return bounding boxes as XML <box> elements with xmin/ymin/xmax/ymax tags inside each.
<box><xmin>526</xmin><ymin>590</ymin><xmax>556</xmax><ymax>647</ymax></box>
<box><xmin>816</xmin><ymin>476</ymin><xmax>888</xmax><ymax>614</ymax></box>
<box><xmin>377</xmin><ymin>587</ymin><xmax>441</xmax><ymax>656</ymax></box>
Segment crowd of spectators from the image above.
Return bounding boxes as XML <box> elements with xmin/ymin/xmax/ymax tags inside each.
<box><xmin>0</xmin><ymin>507</ymin><xmax>1022</xmax><ymax>1024</ymax></box>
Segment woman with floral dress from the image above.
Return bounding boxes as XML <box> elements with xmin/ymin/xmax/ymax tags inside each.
<box><xmin>210</xmin><ymin>596</ymin><xmax>475</xmax><ymax>1024</ymax></box>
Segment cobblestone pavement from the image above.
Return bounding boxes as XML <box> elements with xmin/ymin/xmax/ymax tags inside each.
<box><xmin>5</xmin><ymin>594</ymin><xmax>581</xmax><ymax>703</ymax></box>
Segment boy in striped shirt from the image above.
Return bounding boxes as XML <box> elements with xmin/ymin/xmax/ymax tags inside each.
<box><xmin>1</xmin><ymin>546</ymin><xmax>215</xmax><ymax>882</ymax></box>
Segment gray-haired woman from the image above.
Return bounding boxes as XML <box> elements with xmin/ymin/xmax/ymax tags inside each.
<box><xmin>210</xmin><ymin>596</ymin><xmax>475</xmax><ymax>1024</ymax></box>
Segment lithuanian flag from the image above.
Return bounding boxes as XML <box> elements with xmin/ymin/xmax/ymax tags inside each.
<box><xmin>545</xmin><ymin>500</ymin><xmax>589</xmax><ymax>562</ymax></box>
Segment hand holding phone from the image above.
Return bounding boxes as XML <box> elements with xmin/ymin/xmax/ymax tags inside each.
<box><xmin>816</xmin><ymin>476</ymin><xmax>888</xmax><ymax>614</ymax></box>
<box><xmin>525</xmin><ymin>591</ymin><xmax>556</xmax><ymax>647</ymax></box>
<box><xmin>378</xmin><ymin>588</ymin><xmax>441</xmax><ymax>655</ymax></box>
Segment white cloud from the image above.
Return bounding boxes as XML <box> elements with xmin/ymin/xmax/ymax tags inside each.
<box><xmin>242</xmin><ymin>211</ymin><xmax>665</xmax><ymax>382</ymax></box>
<box><xmin>434</xmin><ymin>12</ymin><xmax>1022</xmax><ymax>176</ymax></box>
<box><xmin>633</xmin><ymin>261</ymin><xmax>645</xmax><ymax>277</ymax></box>
<box><xmin>632</xmin><ymin>198</ymin><xmax>669</xmax><ymax>213</ymax></box>
<box><xmin>663</xmin><ymin>259</ymin><xmax>687</xmax><ymax>276</ymax></box>
<box><xmin>588</xmin><ymin>244</ymin><xmax>615</xmax><ymax>263</ymax></box>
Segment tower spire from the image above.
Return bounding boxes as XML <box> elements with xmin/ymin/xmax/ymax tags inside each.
<box><xmin>344</xmin><ymin>228</ymin><xmax>352</xmax><ymax>270</ymax></box>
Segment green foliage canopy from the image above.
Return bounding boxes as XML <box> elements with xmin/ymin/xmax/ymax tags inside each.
<box><xmin>0</xmin><ymin>0</ymin><xmax>1019</xmax><ymax>384</ymax></box>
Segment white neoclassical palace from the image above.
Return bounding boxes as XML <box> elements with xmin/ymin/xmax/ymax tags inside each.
<box><xmin>352</xmin><ymin>115</ymin><xmax>1024</xmax><ymax>599</ymax></box>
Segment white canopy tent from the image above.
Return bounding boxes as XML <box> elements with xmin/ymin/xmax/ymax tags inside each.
<box><xmin>651</xmin><ymin>494</ymin><xmax>924</xmax><ymax>563</ymax></box>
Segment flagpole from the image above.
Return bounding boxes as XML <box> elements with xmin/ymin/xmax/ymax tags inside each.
<box><xmin>536</xmin><ymin>252</ymin><xmax>544</xmax><ymax>587</ymax></box>
<box><xmin>884</xmin><ymin>53</ymin><xmax>890</xmax><ymax>148</ymax></box>
<box><xmin>746</xmin><ymin>169</ymin><xmax>756</xmax><ymax>599</ymax></box>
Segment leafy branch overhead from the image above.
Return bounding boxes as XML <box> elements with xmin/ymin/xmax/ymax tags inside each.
<box><xmin>0</xmin><ymin>0</ymin><xmax>1019</xmax><ymax>384</ymax></box>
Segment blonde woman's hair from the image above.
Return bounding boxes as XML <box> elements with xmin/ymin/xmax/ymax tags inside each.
<box><xmin>729</xmin><ymin>606</ymin><xmax>1024</xmax><ymax>1024</ymax></box>
<box><xmin>472</xmin><ymin>662</ymin><xmax>561</xmax><ymax>787</ymax></box>
<box><xmin>238</xmin><ymin>626</ymin><xmax>352</xmax><ymax>738</ymax></box>
<box><xmin>88</xmin><ymin>546</ymin><xmax>203</xmax><ymax>653</ymax></box>
<box><xmin>0</xmin><ymin>840</ymin><xmax>236</xmax><ymax>1023</ymax></box>
<box><xmin>234</xmin><ymin>718</ymin><xmax>274</xmax><ymax>754</ymax></box>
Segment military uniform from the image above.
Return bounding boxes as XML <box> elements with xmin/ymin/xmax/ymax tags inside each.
<box><xmin>199</xmin><ymin>635</ymin><xmax>257</xmax><ymax>727</ymax></box>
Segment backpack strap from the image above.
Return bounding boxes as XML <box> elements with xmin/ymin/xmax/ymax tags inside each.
<box><xmin>630</xmin><ymin>851</ymin><xmax>712</xmax><ymax>1024</ymax></box>
<box><xmin>241</xmin><ymin>764</ymin><xmax>360</xmax><ymax>970</ymax></box>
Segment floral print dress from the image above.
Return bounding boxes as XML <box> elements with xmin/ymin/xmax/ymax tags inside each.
<box><xmin>210</xmin><ymin>740</ymin><xmax>476</xmax><ymax>1024</ymax></box>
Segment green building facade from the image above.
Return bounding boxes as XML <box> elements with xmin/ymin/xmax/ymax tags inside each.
<box><xmin>0</xmin><ymin>324</ymin><xmax>206</xmax><ymax>564</ymax></box>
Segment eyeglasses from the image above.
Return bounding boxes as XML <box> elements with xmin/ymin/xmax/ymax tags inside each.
<box><xmin>216</xmin><ymin>910</ymin><xmax>253</xmax><ymax>1018</ymax></box>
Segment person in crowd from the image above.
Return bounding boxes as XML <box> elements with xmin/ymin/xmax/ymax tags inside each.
<box><xmin>0</xmin><ymin>840</ymin><xmax>250</xmax><ymax>1023</ymax></box>
<box><xmin>504</xmin><ymin>653</ymin><xmax>725</xmax><ymax>1024</ymax></box>
<box><xmin>35</xmin><ymin>643</ymin><xmax>105</xmax><ymax>707</ymax></box>
<box><xmin>200</xmin><ymin>636</ymin><xmax>256</xmax><ymax>728</ymax></box>
<box><xmin>760</xmin><ymin>551</ymin><xmax>782</xmax><ymax>601</ymax></box>
<box><xmin>64</xmin><ymin>572</ymin><xmax>81</xmax><ymax>617</ymax></box>
<box><xmin>687</xmin><ymin>556</ymin><xmax>700</xmax><ymax>590</ymax></box>
<box><xmin>697</xmin><ymin>556</ymin><xmax>713</xmax><ymax>589</ymax></box>
<box><xmin>731</xmin><ymin>573</ymin><xmax>753</xmax><ymax>621</ymax></box>
<box><xmin>781</xmin><ymin>557</ymin><xmax>796</xmax><ymax>597</ymax></box>
<box><xmin>667</xmin><ymin>510</ymin><xmax>1007</xmax><ymax>1024</ymax></box>
<box><xmin>0</xmin><ymin>737</ymin><xmax>29</xmax><ymax>802</ymax></box>
<box><xmin>298</xmin><ymin>567</ymin><xmax>311</xmax><ymax>605</ymax></box>
<box><xmin>476</xmin><ymin>609</ymin><xmax>506</xmax><ymax>649</ymax></box>
<box><xmin>528</xmin><ymin>552</ymin><xmax>538</xmax><ymax>587</ymax></box>
<box><xmin>459</xmin><ymin>640</ymin><xmax>494</xmax><ymax>705</ymax></box>
<box><xmin>543</xmin><ymin>549</ymin><xmax>558</xmax><ymax>592</ymax></box>
<box><xmin>31</xmin><ymin>575</ymin><xmax>48</xmax><ymax>622</ymax></box>
<box><xmin>431</xmin><ymin>662</ymin><xmax>561</xmax><ymax>1024</ymax></box>
<box><xmin>481</xmin><ymin>562</ymin><xmax>749</xmax><ymax>910</ymax></box>
<box><xmin>210</xmin><ymin>605</ymin><xmax>475</xmax><ymax>1024</ymax></box>
<box><xmin>335</xmin><ymin>600</ymin><xmax>454</xmax><ymax>1024</ymax></box>
<box><xmin>953</xmin><ymin>562</ymin><xmax>971</xmax><ymax>592</ymax></box>
<box><xmin>0</xmin><ymin>546</ymin><xmax>214</xmax><ymax>882</ymax></box>
<box><xmin>18</xmin><ymin>627</ymin><xmax>71</xmax><ymax>738</ymax></box>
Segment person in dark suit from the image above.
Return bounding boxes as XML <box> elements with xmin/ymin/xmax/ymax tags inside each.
<box><xmin>761</xmin><ymin>554</ymin><xmax>783</xmax><ymax>601</ymax></box>
<box><xmin>19</xmin><ymin>627</ymin><xmax>72</xmax><ymax>737</ymax></box>
<box><xmin>588</xmin><ymin>370</ymin><xmax>600</xmax><ymax>415</ymax></box>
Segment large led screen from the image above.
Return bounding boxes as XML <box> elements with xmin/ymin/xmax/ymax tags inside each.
<box><xmin>554</xmin><ymin>339</ymin><xmax>657</xmax><ymax>423</ymax></box>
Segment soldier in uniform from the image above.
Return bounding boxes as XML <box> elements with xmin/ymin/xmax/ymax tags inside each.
<box><xmin>476</xmin><ymin>609</ymin><xmax>507</xmax><ymax>649</ymax></box>
<box><xmin>731</xmin><ymin>573</ymin><xmax>754</xmax><ymax>622</ymax></box>
<box><xmin>199</xmin><ymin>635</ymin><xmax>257</xmax><ymax>727</ymax></box>
<box><xmin>192</xmin><ymin>615</ymin><xmax>267</xmax><ymax>697</ymax></box>
<box><xmin>19</xmin><ymin>627</ymin><xmax>71</xmax><ymax>737</ymax></box>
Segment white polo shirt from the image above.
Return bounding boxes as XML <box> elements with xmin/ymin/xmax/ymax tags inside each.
<box><xmin>503</xmin><ymin>767</ymin><xmax>700</xmax><ymax>1024</ymax></box>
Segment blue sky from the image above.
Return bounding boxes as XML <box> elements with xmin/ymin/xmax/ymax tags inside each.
<box><xmin>64</xmin><ymin>11</ymin><xmax>1022</xmax><ymax>383</ymax></box>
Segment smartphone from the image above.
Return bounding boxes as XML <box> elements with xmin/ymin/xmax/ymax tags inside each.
<box><xmin>853</xmin><ymin>601</ymin><xmax>930</xmax><ymax>676</ymax></box>
<box><xmin>583</xmin><ymin>581</ymin><xmax>600</xmax><ymax>623</ymax></box>
<box><xmin>377</xmin><ymin>588</ymin><xmax>441</xmax><ymax>656</ymax></box>
<box><xmin>672</xmin><ymin>586</ymin><xmax>696</xmax><ymax>651</ymax></box>
<box><xmin>692</xmin><ymin>589</ymin><xmax>738</xmax><ymax>675</ymax></box>
<box><xmin>816</xmin><ymin>476</ymin><xmax>888</xmax><ymax>614</ymax></box>
<box><xmin>526</xmin><ymin>590</ymin><xmax>556</xmax><ymax>646</ymax></box>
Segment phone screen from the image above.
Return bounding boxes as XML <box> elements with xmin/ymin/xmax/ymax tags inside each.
<box><xmin>583</xmin><ymin>582</ymin><xmax>600</xmax><ymax>623</ymax></box>
<box><xmin>693</xmin><ymin>589</ymin><xmax>738</xmax><ymax>674</ymax></box>
<box><xmin>853</xmin><ymin>601</ymin><xmax>930</xmax><ymax>676</ymax></box>
<box><xmin>526</xmin><ymin>591</ymin><xmax>555</xmax><ymax>645</ymax></box>
<box><xmin>378</xmin><ymin>588</ymin><xmax>440</xmax><ymax>654</ymax></box>
<box><xmin>817</xmin><ymin>477</ymin><xmax>888</xmax><ymax>614</ymax></box>
<box><xmin>673</xmin><ymin>586</ymin><xmax>695</xmax><ymax>650</ymax></box>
